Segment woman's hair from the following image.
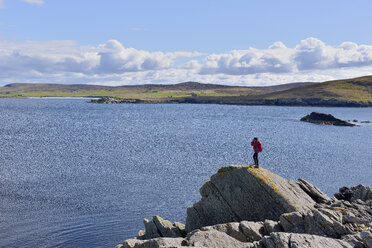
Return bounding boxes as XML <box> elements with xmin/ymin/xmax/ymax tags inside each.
<box><xmin>253</xmin><ymin>137</ymin><xmax>258</xmax><ymax>141</ymax></box>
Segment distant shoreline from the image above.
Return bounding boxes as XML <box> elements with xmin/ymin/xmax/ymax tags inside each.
<box><xmin>89</xmin><ymin>96</ymin><xmax>372</xmax><ymax>107</ymax></box>
<box><xmin>0</xmin><ymin>96</ymin><xmax>371</xmax><ymax>107</ymax></box>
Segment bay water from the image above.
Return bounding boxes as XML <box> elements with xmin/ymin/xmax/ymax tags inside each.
<box><xmin>0</xmin><ymin>98</ymin><xmax>371</xmax><ymax>247</ymax></box>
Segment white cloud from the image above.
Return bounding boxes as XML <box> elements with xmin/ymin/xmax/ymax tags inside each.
<box><xmin>0</xmin><ymin>37</ymin><xmax>372</xmax><ymax>86</ymax></box>
<box><xmin>23</xmin><ymin>0</ymin><xmax>44</xmax><ymax>5</ymax></box>
<box><xmin>95</xmin><ymin>40</ymin><xmax>199</xmax><ymax>74</ymax></box>
<box><xmin>0</xmin><ymin>39</ymin><xmax>201</xmax><ymax>82</ymax></box>
<box><xmin>200</xmin><ymin>37</ymin><xmax>372</xmax><ymax>76</ymax></box>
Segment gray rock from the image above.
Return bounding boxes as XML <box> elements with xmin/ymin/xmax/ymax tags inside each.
<box><xmin>143</xmin><ymin>218</ymin><xmax>161</xmax><ymax>239</ymax></box>
<box><xmin>361</xmin><ymin>231</ymin><xmax>372</xmax><ymax>248</ymax></box>
<box><xmin>152</xmin><ymin>216</ymin><xmax>182</xmax><ymax>238</ymax></box>
<box><xmin>263</xmin><ymin>220</ymin><xmax>282</xmax><ymax>235</ymax></box>
<box><xmin>173</xmin><ymin>221</ymin><xmax>186</xmax><ymax>237</ymax></box>
<box><xmin>279</xmin><ymin>208</ymin><xmax>352</xmax><ymax>238</ymax></box>
<box><xmin>186</xmin><ymin>165</ymin><xmax>317</xmax><ymax>232</ymax></box>
<box><xmin>342</xmin><ymin>233</ymin><xmax>365</xmax><ymax>248</ymax></box>
<box><xmin>280</xmin><ymin>211</ymin><xmax>305</xmax><ymax>233</ymax></box>
<box><xmin>298</xmin><ymin>178</ymin><xmax>332</xmax><ymax>203</ymax></box>
<box><xmin>123</xmin><ymin>239</ymin><xmax>145</xmax><ymax>248</ymax></box>
<box><xmin>352</xmin><ymin>185</ymin><xmax>372</xmax><ymax>202</ymax></box>
<box><xmin>240</xmin><ymin>221</ymin><xmax>264</xmax><ymax>242</ymax></box>
<box><xmin>335</xmin><ymin>185</ymin><xmax>372</xmax><ymax>203</ymax></box>
<box><xmin>186</xmin><ymin>229</ymin><xmax>249</xmax><ymax>248</ymax></box>
<box><xmin>198</xmin><ymin>222</ymin><xmax>248</xmax><ymax>242</ymax></box>
<box><xmin>259</xmin><ymin>232</ymin><xmax>354</xmax><ymax>248</ymax></box>
<box><xmin>200</xmin><ymin>223</ymin><xmax>228</xmax><ymax>233</ymax></box>
<box><xmin>344</xmin><ymin>212</ymin><xmax>365</xmax><ymax>224</ymax></box>
<box><xmin>140</xmin><ymin>216</ymin><xmax>185</xmax><ymax>239</ymax></box>
<box><xmin>227</xmin><ymin>222</ymin><xmax>248</xmax><ymax>242</ymax></box>
<box><xmin>123</xmin><ymin>237</ymin><xmax>184</xmax><ymax>248</ymax></box>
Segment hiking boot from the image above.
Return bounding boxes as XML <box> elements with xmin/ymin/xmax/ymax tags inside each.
<box><xmin>255</xmin><ymin>165</ymin><xmax>259</xmax><ymax>168</ymax></box>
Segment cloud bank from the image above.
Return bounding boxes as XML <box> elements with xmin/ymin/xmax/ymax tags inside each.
<box><xmin>1</xmin><ymin>37</ymin><xmax>372</xmax><ymax>86</ymax></box>
<box><xmin>199</xmin><ymin>38</ymin><xmax>372</xmax><ymax>75</ymax></box>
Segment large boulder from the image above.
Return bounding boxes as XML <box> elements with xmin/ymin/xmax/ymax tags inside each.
<box><xmin>186</xmin><ymin>165</ymin><xmax>318</xmax><ymax>232</ymax></box>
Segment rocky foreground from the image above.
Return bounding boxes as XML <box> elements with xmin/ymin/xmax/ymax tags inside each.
<box><xmin>116</xmin><ymin>165</ymin><xmax>372</xmax><ymax>248</ymax></box>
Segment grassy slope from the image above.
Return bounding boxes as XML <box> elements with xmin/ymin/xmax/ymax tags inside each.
<box><xmin>257</xmin><ymin>76</ymin><xmax>372</xmax><ymax>103</ymax></box>
<box><xmin>0</xmin><ymin>82</ymin><xmax>269</xmax><ymax>100</ymax></box>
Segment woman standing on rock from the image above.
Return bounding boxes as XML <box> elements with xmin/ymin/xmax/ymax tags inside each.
<box><xmin>251</xmin><ymin>137</ymin><xmax>262</xmax><ymax>168</ymax></box>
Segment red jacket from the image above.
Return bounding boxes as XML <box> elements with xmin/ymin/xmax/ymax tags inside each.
<box><xmin>251</xmin><ymin>140</ymin><xmax>262</xmax><ymax>153</ymax></box>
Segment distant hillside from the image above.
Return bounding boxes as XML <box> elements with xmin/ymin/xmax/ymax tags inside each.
<box><xmin>257</xmin><ymin>76</ymin><xmax>372</xmax><ymax>103</ymax></box>
<box><xmin>1</xmin><ymin>76</ymin><xmax>372</xmax><ymax>106</ymax></box>
<box><xmin>0</xmin><ymin>81</ymin><xmax>315</xmax><ymax>99</ymax></box>
<box><xmin>2</xmin><ymin>81</ymin><xmax>314</xmax><ymax>92</ymax></box>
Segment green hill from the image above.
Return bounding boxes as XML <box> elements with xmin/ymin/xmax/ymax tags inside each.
<box><xmin>1</xmin><ymin>76</ymin><xmax>371</xmax><ymax>106</ymax></box>
<box><xmin>258</xmin><ymin>76</ymin><xmax>372</xmax><ymax>103</ymax></box>
<box><xmin>0</xmin><ymin>81</ymin><xmax>312</xmax><ymax>100</ymax></box>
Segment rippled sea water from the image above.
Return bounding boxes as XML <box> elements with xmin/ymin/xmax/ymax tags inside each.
<box><xmin>0</xmin><ymin>98</ymin><xmax>371</xmax><ymax>247</ymax></box>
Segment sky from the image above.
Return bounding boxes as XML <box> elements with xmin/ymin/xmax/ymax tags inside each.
<box><xmin>1</xmin><ymin>0</ymin><xmax>372</xmax><ymax>86</ymax></box>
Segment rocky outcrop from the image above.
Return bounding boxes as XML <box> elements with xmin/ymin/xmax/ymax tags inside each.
<box><xmin>117</xmin><ymin>166</ymin><xmax>372</xmax><ymax>248</ymax></box>
<box><xmin>186</xmin><ymin>165</ymin><xmax>317</xmax><ymax>232</ymax></box>
<box><xmin>298</xmin><ymin>178</ymin><xmax>332</xmax><ymax>203</ymax></box>
<box><xmin>300</xmin><ymin>112</ymin><xmax>355</xmax><ymax>126</ymax></box>
<box><xmin>335</xmin><ymin>185</ymin><xmax>372</xmax><ymax>203</ymax></box>
<box><xmin>135</xmin><ymin>216</ymin><xmax>186</xmax><ymax>240</ymax></box>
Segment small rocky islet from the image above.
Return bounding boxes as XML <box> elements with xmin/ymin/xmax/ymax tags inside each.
<box><xmin>300</xmin><ymin>112</ymin><xmax>356</xmax><ymax>126</ymax></box>
<box><xmin>116</xmin><ymin>165</ymin><xmax>372</xmax><ymax>248</ymax></box>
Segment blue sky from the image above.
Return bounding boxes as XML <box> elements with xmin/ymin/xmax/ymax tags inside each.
<box><xmin>1</xmin><ymin>0</ymin><xmax>372</xmax><ymax>86</ymax></box>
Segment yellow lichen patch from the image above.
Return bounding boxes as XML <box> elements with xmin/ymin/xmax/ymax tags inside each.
<box><xmin>333</xmin><ymin>207</ymin><xmax>348</xmax><ymax>215</ymax></box>
<box><xmin>247</xmin><ymin>167</ymin><xmax>298</xmax><ymax>209</ymax></box>
<box><xmin>285</xmin><ymin>213</ymin><xmax>292</xmax><ymax>223</ymax></box>
<box><xmin>248</xmin><ymin>167</ymin><xmax>280</xmax><ymax>194</ymax></box>
<box><xmin>351</xmin><ymin>224</ymin><xmax>369</xmax><ymax>232</ymax></box>
<box><xmin>217</xmin><ymin>165</ymin><xmax>250</xmax><ymax>177</ymax></box>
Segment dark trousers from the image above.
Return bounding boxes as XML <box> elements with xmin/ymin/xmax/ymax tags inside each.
<box><xmin>253</xmin><ymin>152</ymin><xmax>259</xmax><ymax>165</ymax></box>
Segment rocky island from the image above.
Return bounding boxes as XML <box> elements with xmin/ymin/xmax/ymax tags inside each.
<box><xmin>300</xmin><ymin>112</ymin><xmax>356</xmax><ymax>126</ymax></box>
<box><xmin>116</xmin><ymin>165</ymin><xmax>372</xmax><ymax>248</ymax></box>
